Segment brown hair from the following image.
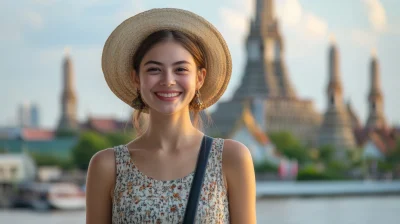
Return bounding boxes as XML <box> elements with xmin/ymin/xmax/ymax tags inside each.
<box><xmin>132</xmin><ymin>30</ymin><xmax>210</xmax><ymax>135</ymax></box>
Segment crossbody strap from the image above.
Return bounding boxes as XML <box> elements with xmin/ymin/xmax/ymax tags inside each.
<box><xmin>182</xmin><ymin>135</ymin><xmax>213</xmax><ymax>224</ymax></box>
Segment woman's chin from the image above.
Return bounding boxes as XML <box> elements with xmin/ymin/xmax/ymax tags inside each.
<box><xmin>150</xmin><ymin>105</ymin><xmax>186</xmax><ymax>115</ymax></box>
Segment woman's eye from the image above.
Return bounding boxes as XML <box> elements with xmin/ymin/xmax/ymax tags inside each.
<box><xmin>147</xmin><ymin>67</ymin><xmax>160</xmax><ymax>72</ymax></box>
<box><xmin>176</xmin><ymin>67</ymin><xmax>188</xmax><ymax>72</ymax></box>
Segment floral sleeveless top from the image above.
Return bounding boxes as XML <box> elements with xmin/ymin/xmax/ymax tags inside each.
<box><xmin>112</xmin><ymin>138</ymin><xmax>230</xmax><ymax>224</ymax></box>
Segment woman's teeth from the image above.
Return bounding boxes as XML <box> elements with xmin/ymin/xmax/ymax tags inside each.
<box><xmin>156</xmin><ymin>92</ymin><xmax>180</xmax><ymax>97</ymax></box>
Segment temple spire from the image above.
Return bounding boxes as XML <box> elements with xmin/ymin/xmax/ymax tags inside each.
<box><xmin>254</xmin><ymin>0</ymin><xmax>276</xmax><ymax>36</ymax></box>
<box><xmin>318</xmin><ymin>39</ymin><xmax>356</xmax><ymax>157</ymax></box>
<box><xmin>327</xmin><ymin>35</ymin><xmax>343</xmax><ymax>108</ymax></box>
<box><xmin>366</xmin><ymin>49</ymin><xmax>387</xmax><ymax>129</ymax></box>
<box><xmin>57</xmin><ymin>47</ymin><xmax>78</xmax><ymax>131</ymax></box>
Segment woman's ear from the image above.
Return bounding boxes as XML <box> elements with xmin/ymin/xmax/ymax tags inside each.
<box><xmin>132</xmin><ymin>70</ymin><xmax>140</xmax><ymax>89</ymax></box>
<box><xmin>196</xmin><ymin>68</ymin><xmax>206</xmax><ymax>90</ymax></box>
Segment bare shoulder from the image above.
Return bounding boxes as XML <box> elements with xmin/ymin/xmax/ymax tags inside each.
<box><xmin>88</xmin><ymin>148</ymin><xmax>116</xmax><ymax>173</ymax></box>
<box><xmin>222</xmin><ymin>139</ymin><xmax>253</xmax><ymax>167</ymax></box>
<box><xmin>86</xmin><ymin>149</ymin><xmax>117</xmax><ymax>223</ymax></box>
<box><xmin>221</xmin><ymin>139</ymin><xmax>254</xmax><ymax>185</ymax></box>
<box><xmin>87</xmin><ymin>148</ymin><xmax>116</xmax><ymax>188</ymax></box>
<box><xmin>221</xmin><ymin>139</ymin><xmax>256</xmax><ymax>223</ymax></box>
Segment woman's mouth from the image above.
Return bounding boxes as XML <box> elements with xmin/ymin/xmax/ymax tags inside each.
<box><xmin>154</xmin><ymin>92</ymin><xmax>182</xmax><ymax>101</ymax></box>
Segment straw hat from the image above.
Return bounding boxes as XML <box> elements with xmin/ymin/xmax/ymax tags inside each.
<box><xmin>102</xmin><ymin>8</ymin><xmax>232</xmax><ymax>111</ymax></box>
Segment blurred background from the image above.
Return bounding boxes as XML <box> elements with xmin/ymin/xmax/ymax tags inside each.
<box><xmin>1</xmin><ymin>0</ymin><xmax>400</xmax><ymax>223</ymax></box>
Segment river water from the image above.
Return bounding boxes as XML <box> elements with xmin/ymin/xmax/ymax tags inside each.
<box><xmin>0</xmin><ymin>196</ymin><xmax>399</xmax><ymax>224</ymax></box>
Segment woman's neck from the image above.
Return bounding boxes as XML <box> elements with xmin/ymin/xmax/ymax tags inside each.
<box><xmin>141</xmin><ymin>108</ymin><xmax>202</xmax><ymax>151</ymax></box>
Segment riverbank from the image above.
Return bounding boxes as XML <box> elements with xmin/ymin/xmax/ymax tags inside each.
<box><xmin>1</xmin><ymin>196</ymin><xmax>399</xmax><ymax>224</ymax></box>
<box><xmin>256</xmin><ymin>180</ymin><xmax>400</xmax><ymax>198</ymax></box>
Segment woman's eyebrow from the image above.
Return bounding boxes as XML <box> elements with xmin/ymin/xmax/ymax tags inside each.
<box><xmin>144</xmin><ymin>60</ymin><xmax>191</xmax><ymax>66</ymax></box>
<box><xmin>173</xmin><ymin>60</ymin><xmax>191</xmax><ymax>65</ymax></box>
<box><xmin>144</xmin><ymin>60</ymin><xmax>163</xmax><ymax>66</ymax></box>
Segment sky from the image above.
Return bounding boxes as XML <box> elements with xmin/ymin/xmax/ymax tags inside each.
<box><xmin>1</xmin><ymin>0</ymin><xmax>399</xmax><ymax>129</ymax></box>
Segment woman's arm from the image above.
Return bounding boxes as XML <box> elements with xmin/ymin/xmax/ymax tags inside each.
<box><xmin>86</xmin><ymin>149</ymin><xmax>116</xmax><ymax>224</ymax></box>
<box><xmin>223</xmin><ymin>139</ymin><xmax>257</xmax><ymax>224</ymax></box>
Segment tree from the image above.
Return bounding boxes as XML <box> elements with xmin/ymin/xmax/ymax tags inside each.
<box><xmin>71</xmin><ymin>132</ymin><xmax>111</xmax><ymax>170</ymax></box>
<box><xmin>386</xmin><ymin>139</ymin><xmax>400</xmax><ymax>165</ymax></box>
<box><xmin>30</xmin><ymin>153</ymin><xmax>74</xmax><ymax>170</ymax></box>
<box><xmin>318</xmin><ymin>145</ymin><xmax>335</xmax><ymax>163</ymax></box>
<box><xmin>55</xmin><ymin>129</ymin><xmax>79</xmax><ymax>138</ymax></box>
<box><xmin>268</xmin><ymin>131</ymin><xmax>310</xmax><ymax>164</ymax></box>
<box><xmin>269</xmin><ymin>131</ymin><xmax>301</xmax><ymax>151</ymax></box>
<box><xmin>104</xmin><ymin>132</ymin><xmax>134</xmax><ymax>147</ymax></box>
<box><xmin>254</xmin><ymin>159</ymin><xmax>278</xmax><ymax>173</ymax></box>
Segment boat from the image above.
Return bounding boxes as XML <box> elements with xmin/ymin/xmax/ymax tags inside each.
<box><xmin>11</xmin><ymin>182</ymin><xmax>85</xmax><ymax>211</ymax></box>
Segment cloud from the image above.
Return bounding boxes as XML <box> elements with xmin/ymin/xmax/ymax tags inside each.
<box><xmin>234</xmin><ymin>0</ymin><xmax>254</xmax><ymax>17</ymax></box>
<box><xmin>304</xmin><ymin>13</ymin><xmax>328</xmax><ymax>38</ymax></box>
<box><xmin>219</xmin><ymin>8</ymin><xmax>248</xmax><ymax>34</ymax></box>
<box><xmin>279</xmin><ymin>0</ymin><xmax>303</xmax><ymax>26</ymax></box>
<box><xmin>362</xmin><ymin>0</ymin><xmax>387</xmax><ymax>32</ymax></box>
<box><xmin>275</xmin><ymin>0</ymin><xmax>328</xmax><ymax>40</ymax></box>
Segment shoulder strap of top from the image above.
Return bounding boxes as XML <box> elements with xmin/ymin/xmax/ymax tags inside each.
<box><xmin>183</xmin><ymin>135</ymin><xmax>213</xmax><ymax>224</ymax></box>
<box><xmin>209</xmin><ymin>138</ymin><xmax>224</xmax><ymax>168</ymax></box>
<box><xmin>113</xmin><ymin>145</ymin><xmax>132</xmax><ymax>175</ymax></box>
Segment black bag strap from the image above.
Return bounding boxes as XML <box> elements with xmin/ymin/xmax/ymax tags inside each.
<box><xmin>182</xmin><ymin>135</ymin><xmax>213</xmax><ymax>224</ymax></box>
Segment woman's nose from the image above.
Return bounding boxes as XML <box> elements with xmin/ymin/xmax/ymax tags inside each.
<box><xmin>160</xmin><ymin>69</ymin><xmax>176</xmax><ymax>86</ymax></box>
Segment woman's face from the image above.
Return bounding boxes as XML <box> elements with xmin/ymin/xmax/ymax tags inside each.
<box><xmin>135</xmin><ymin>40</ymin><xmax>205</xmax><ymax>114</ymax></box>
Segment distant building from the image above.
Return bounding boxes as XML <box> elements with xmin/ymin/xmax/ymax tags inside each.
<box><xmin>317</xmin><ymin>39</ymin><xmax>356</xmax><ymax>158</ymax></box>
<box><xmin>0</xmin><ymin>137</ymin><xmax>77</xmax><ymax>160</ymax></box>
<box><xmin>0</xmin><ymin>153</ymin><xmax>36</xmax><ymax>184</ymax></box>
<box><xmin>80</xmin><ymin>116</ymin><xmax>130</xmax><ymax>134</ymax></box>
<box><xmin>0</xmin><ymin>128</ymin><xmax>54</xmax><ymax>141</ymax></box>
<box><xmin>30</xmin><ymin>104</ymin><xmax>40</xmax><ymax>128</ymax></box>
<box><xmin>57</xmin><ymin>49</ymin><xmax>78</xmax><ymax>132</ymax></box>
<box><xmin>17</xmin><ymin>102</ymin><xmax>40</xmax><ymax>128</ymax></box>
<box><xmin>212</xmin><ymin>99</ymin><xmax>297</xmax><ymax>178</ymax></box>
<box><xmin>18</xmin><ymin>102</ymin><xmax>31</xmax><ymax>128</ymax></box>
<box><xmin>208</xmin><ymin>0</ymin><xmax>322</xmax><ymax>149</ymax></box>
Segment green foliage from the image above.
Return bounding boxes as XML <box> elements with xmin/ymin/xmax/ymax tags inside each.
<box><xmin>104</xmin><ymin>132</ymin><xmax>134</xmax><ymax>147</ymax></box>
<box><xmin>269</xmin><ymin>131</ymin><xmax>301</xmax><ymax>150</ymax></box>
<box><xmin>327</xmin><ymin>160</ymin><xmax>349</xmax><ymax>172</ymax></box>
<box><xmin>378</xmin><ymin>161</ymin><xmax>393</xmax><ymax>172</ymax></box>
<box><xmin>254</xmin><ymin>160</ymin><xmax>278</xmax><ymax>173</ymax></box>
<box><xmin>386</xmin><ymin>139</ymin><xmax>400</xmax><ymax>164</ymax></box>
<box><xmin>30</xmin><ymin>153</ymin><xmax>74</xmax><ymax>170</ymax></box>
<box><xmin>71</xmin><ymin>131</ymin><xmax>111</xmax><ymax>170</ymax></box>
<box><xmin>268</xmin><ymin>131</ymin><xmax>310</xmax><ymax>164</ymax></box>
<box><xmin>318</xmin><ymin>145</ymin><xmax>335</xmax><ymax>162</ymax></box>
<box><xmin>55</xmin><ymin>129</ymin><xmax>79</xmax><ymax>138</ymax></box>
<box><xmin>297</xmin><ymin>164</ymin><xmax>348</xmax><ymax>181</ymax></box>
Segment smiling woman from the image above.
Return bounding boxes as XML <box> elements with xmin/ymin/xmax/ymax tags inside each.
<box><xmin>85</xmin><ymin>8</ymin><xmax>256</xmax><ymax>224</ymax></box>
<box><xmin>131</xmin><ymin>30</ymin><xmax>207</xmax><ymax>133</ymax></box>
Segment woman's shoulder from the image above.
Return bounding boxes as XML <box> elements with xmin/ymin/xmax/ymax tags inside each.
<box><xmin>220</xmin><ymin>139</ymin><xmax>252</xmax><ymax>163</ymax></box>
<box><xmin>220</xmin><ymin>139</ymin><xmax>255</xmax><ymax>196</ymax></box>
<box><xmin>87</xmin><ymin>148</ymin><xmax>117</xmax><ymax>181</ymax></box>
<box><xmin>220</xmin><ymin>139</ymin><xmax>253</xmax><ymax>173</ymax></box>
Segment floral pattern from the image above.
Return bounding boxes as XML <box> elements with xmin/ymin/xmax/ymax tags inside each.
<box><xmin>112</xmin><ymin>138</ymin><xmax>230</xmax><ymax>224</ymax></box>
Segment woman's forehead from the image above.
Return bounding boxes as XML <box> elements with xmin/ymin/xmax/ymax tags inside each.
<box><xmin>141</xmin><ymin>41</ymin><xmax>196</xmax><ymax>65</ymax></box>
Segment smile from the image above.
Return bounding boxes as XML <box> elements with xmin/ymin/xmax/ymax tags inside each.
<box><xmin>154</xmin><ymin>92</ymin><xmax>182</xmax><ymax>101</ymax></box>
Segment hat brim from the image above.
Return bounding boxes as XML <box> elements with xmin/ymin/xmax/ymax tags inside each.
<box><xmin>102</xmin><ymin>8</ymin><xmax>232</xmax><ymax>111</ymax></box>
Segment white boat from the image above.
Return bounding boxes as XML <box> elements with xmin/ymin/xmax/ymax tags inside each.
<box><xmin>12</xmin><ymin>182</ymin><xmax>85</xmax><ymax>211</ymax></box>
<box><xmin>47</xmin><ymin>182</ymin><xmax>86</xmax><ymax>210</ymax></box>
